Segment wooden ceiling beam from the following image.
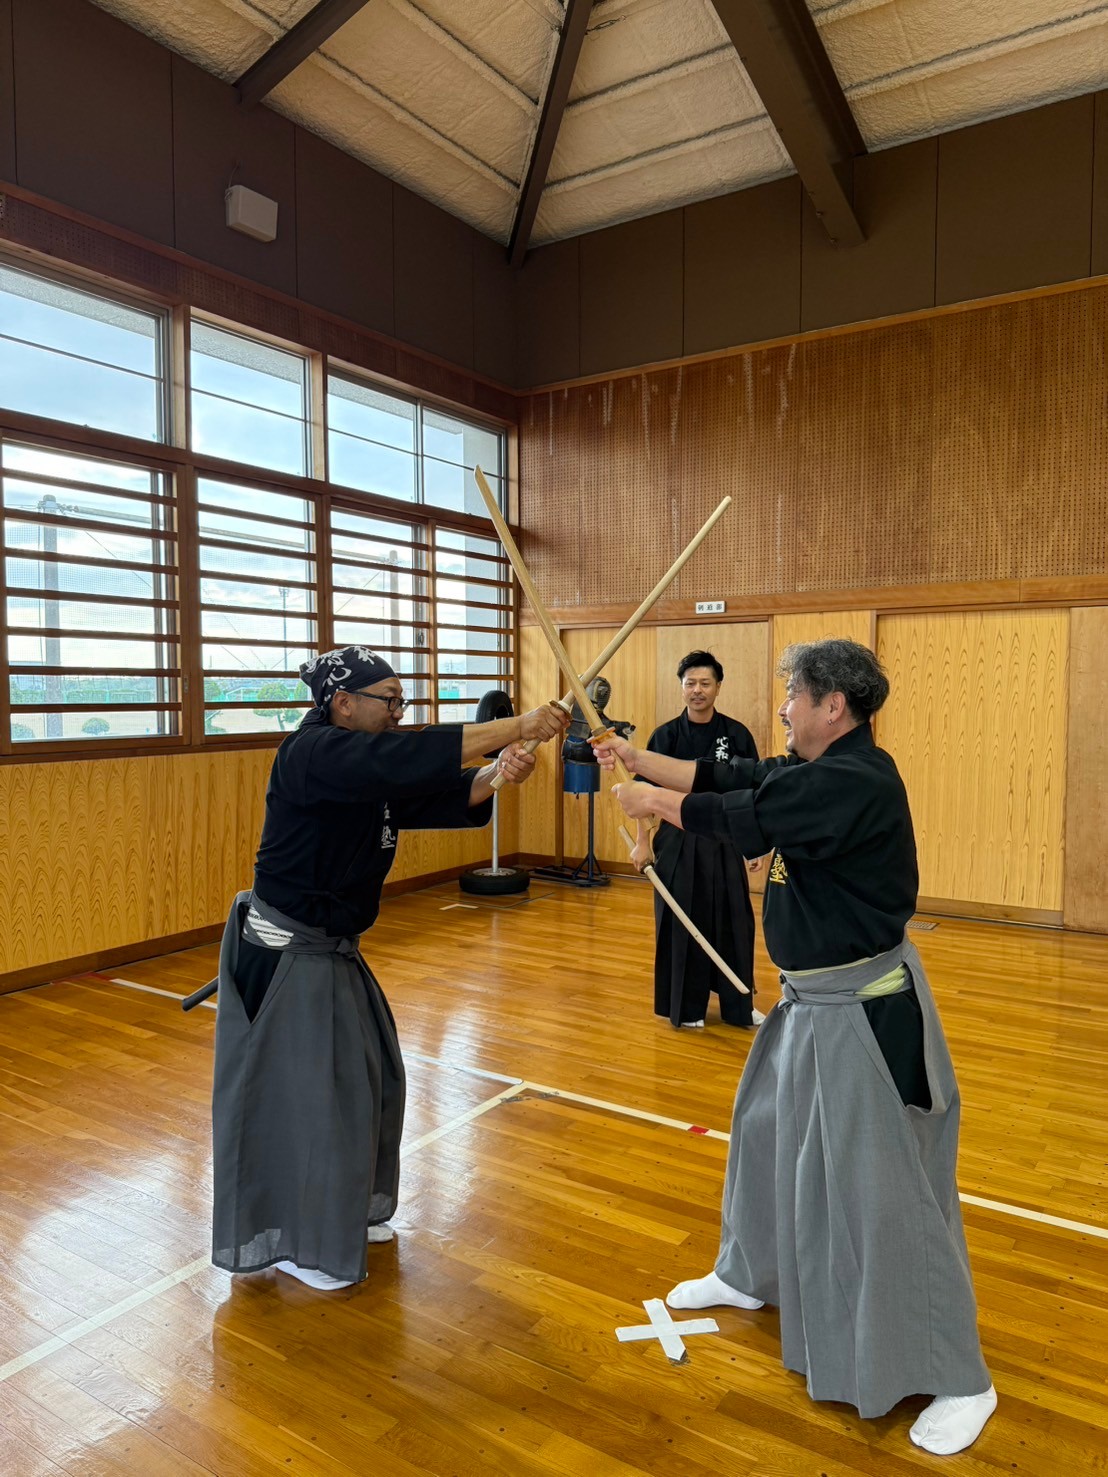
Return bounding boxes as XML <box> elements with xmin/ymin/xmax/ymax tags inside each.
<box><xmin>235</xmin><ymin>0</ymin><xmax>374</xmax><ymax>108</ymax></box>
<box><xmin>709</xmin><ymin>0</ymin><xmax>866</xmax><ymax>246</ymax></box>
<box><xmin>508</xmin><ymin>0</ymin><xmax>593</xmax><ymax>268</ymax></box>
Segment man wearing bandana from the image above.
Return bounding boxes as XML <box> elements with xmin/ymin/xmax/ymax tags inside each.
<box><xmin>210</xmin><ymin>647</ymin><xmax>568</xmax><ymax>1291</ymax></box>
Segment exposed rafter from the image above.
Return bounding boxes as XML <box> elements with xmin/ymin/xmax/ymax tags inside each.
<box><xmin>235</xmin><ymin>0</ymin><xmax>374</xmax><ymax>108</ymax></box>
<box><xmin>507</xmin><ymin>0</ymin><xmax>594</xmax><ymax>268</ymax></box>
<box><xmin>709</xmin><ymin>0</ymin><xmax>866</xmax><ymax>246</ymax></box>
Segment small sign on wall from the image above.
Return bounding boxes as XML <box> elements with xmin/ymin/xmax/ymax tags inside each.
<box><xmin>695</xmin><ymin>600</ymin><xmax>726</xmax><ymax>615</ymax></box>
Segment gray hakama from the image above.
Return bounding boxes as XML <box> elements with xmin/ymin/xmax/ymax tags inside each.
<box><xmin>715</xmin><ymin>936</ymin><xmax>991</xmax><ymax>1417</ymax></box>
<box><xmin>211</xmin><ymin>891</ymin><xmax>404</xmax><ymax>1286</ymax></box>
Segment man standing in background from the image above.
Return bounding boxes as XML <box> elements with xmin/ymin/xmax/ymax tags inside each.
<box><xmin>632</xmin><ymin>651</ymin><xmax>764</xmax><ymax>1028</ymax></box>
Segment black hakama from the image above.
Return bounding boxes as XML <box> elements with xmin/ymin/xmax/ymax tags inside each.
<box><xmin>646</xmin><ymin>712</ymin><xmax>758</xmax><ymax>1027</ymax></box>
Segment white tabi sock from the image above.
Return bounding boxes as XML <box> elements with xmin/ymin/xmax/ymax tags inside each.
<box><xmin>367</xmin><ymin>1222</ymin><xmax>395</xmax><ymax>1244</ymax></box>
<box><xmin>909</xmin><ymin>1385</ymin><xmax>997</xmax><ymax>1455</ymax></box>
<box><xmin>274</xmin><ymin>1260</ymin><xmax>355</xmax><ymax>1291</ymax></box>
<box><xmin>678</xmin><ymin>1019</ymin><xmax>705</xmax><ymax>1029</ymax></box>
<box><xmin>666</xmin><ymin>1270</ymin><xmax>764</xmax><ymax>1311</ymax></box>
<box><xmin>751</xmin><ymin>1007</ymin><xmax>766</xmax><ymax>1025</ymax></box>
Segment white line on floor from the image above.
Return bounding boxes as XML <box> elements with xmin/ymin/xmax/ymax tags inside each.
<box><xmin>0</xmin><ymin>1256</ymin><xmax>211</xmax><ymax>1384</ymax></box>
<box><xmin>89</xmin><ymin>977</ymin><xmax>1108</xmax><ymax>1244</ymax></box>
<box><xmin>111</xmin><ymin>977</ymin><xmax>215</xmax><ymax>1009</ymax></box>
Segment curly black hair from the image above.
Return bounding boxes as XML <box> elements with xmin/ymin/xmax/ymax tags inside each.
<box><xmin>777</xmin><ymin>639</ymin><xmax>889</xmax><ymax>721</ymax></box>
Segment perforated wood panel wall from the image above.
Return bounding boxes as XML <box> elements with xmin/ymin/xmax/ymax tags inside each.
<box><xmin>520</xmin><ymin>284</ymin><xmax>1108</xmax><ymax>606</ymax></box>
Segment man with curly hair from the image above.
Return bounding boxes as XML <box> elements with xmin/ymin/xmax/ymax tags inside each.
<box><xmin>595</xmin><ymin>638</ymin><xmax>995</xmax><ymax>1457</ymax></box>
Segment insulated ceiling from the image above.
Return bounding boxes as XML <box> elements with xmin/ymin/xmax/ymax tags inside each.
<box><xmin>90</xmin><ymin>0</ymin><xmax>1108</xmax><ymax>247</ymax></box>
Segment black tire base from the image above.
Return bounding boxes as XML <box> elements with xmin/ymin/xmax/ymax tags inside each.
<box><xmin>459</xmin><ymin>866</ymin><xmax>530</xmax><ymax>896</ymax></box>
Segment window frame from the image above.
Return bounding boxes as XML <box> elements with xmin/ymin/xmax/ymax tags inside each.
<box><xmin>0</xmin><ymin>254</ymin><xmax>517</xmax><ymax>761</ymax></box>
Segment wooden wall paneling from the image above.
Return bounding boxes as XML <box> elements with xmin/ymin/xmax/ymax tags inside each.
<box><xmin>1093</xmin><ymin>93</ymin><xmax>1108</xmax><ymax>277</ymax></box>
<box><xmin>559</xmin><ymin>626</ymin><xmax>656</xmax><ymax>866</ymax></box>
<box><xmin>935</xmin><ymin>96</ymin><xmax>1094</xmax><ymax>306</ymax></box>
<box><xmin>578</xmin><ymin>213</ymin><xmax>684</xmax><ymax>377</ymax></box>
<box><xmin>472</xmin><ymin>231</ymin><xmax>516</xmax><ymax>388</ymax></box>
<box><xmin>0</xmin><ymin>0</ymin><xmax>14</xmax><ymax>183</ymax></box>
<box><xmin>683</xmin><ymin>177</ymin><xmax>802</xmax><ymax>355</ymax></box>
<box><xmin>0</xmin><ymin>751</ymin><xmax>272</xmax><ymax>976</ymax></box>
<box><xmin>877</xmin><ymin>610</ymin><xmax>1067</xmax><ymax>914</ymax></box>
<box><xmin>522</xmin><ymin>371</ymin><xmax>678</xmax><ymax>610</ymax></box>
<box><xmin>796</xmin><ymin>324</ymin><xmax>932</xmax><ymax>592</ymax></box>
<box><xmin>171</xmin><ymin>55</ymin><xmax>297</xmax><ymax>295</ymax></box>
<box><xmin>671</xmin><ymin>346</ymin><xmax>800</xmax><ymax>599</ymax></box>
<box><xmin>513</xmin><ymin>236</ymin><xmax>581</xmax><ymax>390</ymax></box>
<box><xmin>393</xmin><ymin>186</ymin><xmax>474</xmax><ymax>371</ymax></box>
<box><xmin>930</xmin><ymin>291</ymin><xmax>1108</xmax><ymax>587</ymax></box>
<box><xmin>515</xmin><ymin>623</ymin><xmax>561</xmax><ymax>861</ymax></box>
<box><xmin>12</xmin><ymin>0</ymin><xmax>175</xmax><ymax>245</ymax></box>
<box><xmin>1063</xmin><ymin>608</ymin><xmax>1108</xmax><ymax>932</ymax></box>
<box><xmin>294</xmin><ymin>129</ymin><xmax>394</xmax><ymax>338</ymax></box>
<box><xmin>654</xmin><ymin>622</ymin><xmax>772</xmax><ymax>757</ymax></box>
<box><xmin>770</xmin><ymin>610</ymin><xmax>875</xmax><ymax>724</ymax></box>
<box><xmin>800</xmin><ymin>137</ymin><xmax>938</xmax><ymax>333</ymax></box>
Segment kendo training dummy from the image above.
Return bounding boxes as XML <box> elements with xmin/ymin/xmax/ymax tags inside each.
<box><xmin>210</xmin><ymin>647</ymin><xmax>568</xmax><ymax>1291</ymax></box>
<box><xmin>631</xmin><ymin>650</ymin><xmax>763</xmax><ymax>1030</ymax></box>
<box><xmin>595</xmin><ymin>639</ymin><xmax>996</xmax><ymax>1457</ymax></box>
<box><xmin>560</xmin><ymin>675</ymin><xmax>635</xmax><ymax>776</ymax></box>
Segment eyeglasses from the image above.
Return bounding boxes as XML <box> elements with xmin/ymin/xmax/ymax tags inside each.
<box><xmin>351</xmin><ymin>691</ymin><xmax>410</xmax><ymax>715</ymax></box>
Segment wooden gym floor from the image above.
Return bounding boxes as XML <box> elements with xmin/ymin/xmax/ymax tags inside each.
<box><xmin>0</xmin><ymin>878</ymin><xmax>1105</xmax><ymax>1475</ymax></box>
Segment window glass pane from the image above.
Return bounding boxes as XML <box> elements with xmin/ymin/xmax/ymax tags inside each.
<box><xmin>12</xmin><ymin>673</ymin><xmax>169</xmax><ymax>706</ymax></box>
<box><xmin>4</xmin><ymin>478</ymin><xmax>164</xmax><ymax>530</ymax></box>
<box><xmin>328</xmin><ymin>432</ymin><xmax>417</xmax><ymax>501</ymax></box>
<box><xmin>7</xmin><ymin>519</ymin><xmax>168</xmax><ymax>566</ymax></box>
<box><xmin>190</xmin><ymin>323</ymin><xmax>308</xmax><ymax>476</ymax></box>
<box><xmin>202</xmin><ymin>686</ymin><xmax>309</xmax><ymax>738</ymax></box>
<box><xmin>1</xmin><ymin>440</ymin><xmax>181</xmax><ymax>743</ymax></box>
<box><xmin>435</xmin><ymin>700</ymin><xmax>479</xmax><ymax>724</ymax></box>
<box><xmin>196</xmin><ymin>482</ymin><xmax>310</xmax><ymax>522</ymax></box>
<box><xmin>191</xmin><ymin>395</ymin><xmax>307</xmax><ymax>478</ymax></box>
<box><xmin>327</xmin><ymin>379</ymin><xmax>416</xmax><ymax>450</ymax></box>
<box><xmin>200</xmin><ymin>576</ymin><xmax>312</xmax><ymax>613</ymax></box>
<box><xmin>423</xmin><ymin>459</ymin><xmax>504</xmax><ymax>518</ymax></box>
<box><xmin>437</xmin><ymin>627</ymin><xmax>509</xmax><ymax>655</ymax></box>
<box><xmin>191</xmin><ymin>323</ymin><xmax>305</xmax><ymax>416</ymax></box>
<box><xmin>438</xmin><ymin>603</ymin><xmax>504</xmax><ymax>631</ymax></box>
<box><xmin>2</xmin><ymin>444</ymin><xmax>160</xmax><ymax>494</ymax></box>
<box><xmin>0</xmin><ymin>265</ymin><xmax>164</xmax><ymax>441</ymax></box>
<box><xmin>422</xmin><ymin>409</ymin><xmax>501</xmax><ymax>474</ymax></box>
<box><xmin>203</xmin><ymin>647</ymin><xmax>314</xmax><ymax>674</ymax></box>
<box><xmin>9</xmin><ymin>633</ymin><xmax>177</xmax><ymax>668</ymax></box>
<box><xmin>200</xmin><ymin>544</ymin><xmax>311</xmax><ymax>583</ymax></box>
<box><xmin>197</xmin><ymin>476</ymin><xmax>317</xmax><ymax>728</ymax></box>
<box><xmin>7</xmin><ymin>557</ymin><xmax>167</xmax><ymax>602</ymax></box>
<box><xmin>12</xmin><ymin>709</ymin><xmax>177</xmax><ymax>742</ymax></box>
<box><xmin>436</xmin><ymin>653</ymin><xmax>510</xmax><ymax>681</ymax></box>
<box><xmin>332</xmin><ymin>562</ymin><xmax>426</xmax><ymax>598</ymax></box>
<box><xmin>201</xmin><ymin>610</ymin><xmax>314</xmax><ymax>644</ymax></box>
<box><xmin>8</xmin><ymin>595</ymin><xmax>167</xmax><ymax>636</ymax></box>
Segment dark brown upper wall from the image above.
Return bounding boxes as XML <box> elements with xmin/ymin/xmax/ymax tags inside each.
<box><xmin>1095</xmin><ymin>93</ymin><xmax>1108</xmax><ymax>277</ymax></box>
<box><xmin>936</xmin><ymin>96</ymin><xmax>1094</xmax><ymax>303</ymax></box>
<box><xmin>0</xmin><ymin>0</ymin><xmax>15</xmax><ymax>184</ymax></box>
<box><xmin>13</xmin><ymin>0</ymin><xmax>174</xmax><ymax>246</ymax></box>
<box><xmin>517</xmin><ymin>91</ymin><xmax>1104</xmax><ymax>386</ymax></box>
<box><xmin>2</xmin><ymin>0</ymin><xmax>514</xmax><ymax>389</ymax></box>
<box><xmin>295</xmin><ymin>128</ymin><xmax>394</xmax><ymax>340</ymax></box>
<box><xmin>172</xmin><ymin>58</ymin><xmax>297</xmax><ymax>296</ymax></box>
<box><xmin>684</xmin><ymin>176</ymin><xmax>802</xmax><ymax>353</ymax></box>
<box><xmin>579</xmin><ymin>212</ymin><xmax>684</xmax><ymax>376</ymax></box>
<box><xmin>801</xmin><ymin>138</ymin><xmax>937</xmax><ymax>332</ymax></box>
